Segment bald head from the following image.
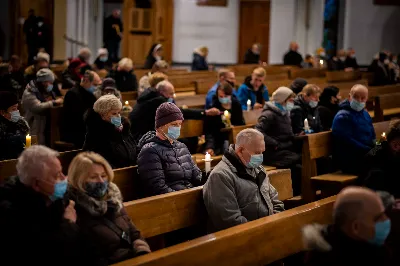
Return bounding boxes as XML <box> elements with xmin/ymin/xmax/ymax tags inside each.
<box><xmin>290</xmin><ymin>42</ymin><xmax>299</xmax><ymax>51</ymax></box>
<box><xmin>349</xmin><ymin>84</ymin><xmax>368</xmax><ymax>103</ymax></box>
<box><xmin>157</xmin><ymin>80</ymin><xmax>175</xmax><ymax>100</ymax></box>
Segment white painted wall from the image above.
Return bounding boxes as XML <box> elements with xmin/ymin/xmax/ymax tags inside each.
<box><xmin>172</xmin><ymin>0</ymin><xmax>239</xmax><ymax>64</ymax></box>
<box><xmin>342</xmin><ymin>0</ymin><xmax>400</xmax><ymax>65</ymax></box>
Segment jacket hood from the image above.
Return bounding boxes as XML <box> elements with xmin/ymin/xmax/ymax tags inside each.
<box><xmin>137</xmin><ymin>87</ymin><xmax>163</xmax><ymax>104</ymax></box>
<box><xmin>293</xmin><ymin>94</ymin><xmax>309</xmax><ymax>109</ymax></box>
<box><xmin>84</xmin><ymin>108</ymin><xmax>131</xmax><ymax>136</ymax></box>
<box><xmin>302</xmin><ymin>224</ymin><xmax>332</xmax><ymax>252</ymax></box>
<box><xmin>26</xmin><ymin>80</ymin><xmax>39</xmax><ymax>93</ymax></box>
<box><xmin>264</xmin><ymin>101</ymin><xmax>287</xmax><ymax>116</ymax></box>
<box><xmin>338</xmin><ymin>99</ymin><xmax>353</xmax><ymax>111</ymax></box>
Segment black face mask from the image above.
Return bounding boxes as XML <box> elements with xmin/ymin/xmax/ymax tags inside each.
<box><xmin>226</xmin><ymin>80</ymin><xmax>235</xmax><ymax>88</ymax></box>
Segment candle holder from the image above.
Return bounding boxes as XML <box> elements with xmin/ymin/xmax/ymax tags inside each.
<box><xmin>376</xmin><ymin>132</ymin><xmax>387</xmax><ymax>145</ymax></box>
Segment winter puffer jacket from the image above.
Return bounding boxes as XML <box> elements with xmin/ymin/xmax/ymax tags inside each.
<box><xmin>290</xmin><ymin>94</ymin><xmax>323</xmax><ymax>134</ymax></box>
<box><xmin>137</xmin><ymin>131</ymin><xmax>202</xmax><ymax>197</ymax></box>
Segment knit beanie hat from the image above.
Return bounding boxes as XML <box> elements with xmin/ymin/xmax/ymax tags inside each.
<box><xmin>272</xmin><ymin>87</ymin><xmax>294</xmax><ymax>104</ymax></box>
<box><xmin>290</xmin><ymin>78</ymin><xmax>308</xmax><ymax>94</ymax></box>
<box><xmin>36</xmin><ymin>68</ymin><xmax>55</xmax><ymax>82</ymax></box>
<box><xmin>101</xmin><ymin>78</ymin><xmax>116</xmax><ymax>90</ymax></box>
<box><xmin>0</xmin><ymin>91</ymin><xmax>18</xmax><ymax>111</ymax></box>
<box><xmin>155</xmin><ymin>102</ymin><xmax>184</xmax><ymax>128</ymax></box>
<box><xmin>93</xmin><ymin>94</ymin><xmax>122</xmax><ymax>115</ymax></box>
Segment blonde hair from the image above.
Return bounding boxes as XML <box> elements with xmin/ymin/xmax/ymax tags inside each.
<box><xmin>252</xmin><ymin>67</ymin><xmax>266</xmax><ymax>78</ymax></box>
<box><xmin>300</xmin><ymin>84</ymin><xmax>321</xmax><ymax>97</ymax></box>
<box><xmin>68</xmin><ymin>152</ymin><xmax>114</xmax><ymax>192</ymax></box>
<box><xmin>93</xmin><ymin>94</ymin><xmax>122</xmax><ymax>115</ymax></box>
<box><xmin>149</xmin><ymin>72</ymin><xmax>168</xmax><ymax>87</ymax></box>
<box><xmin>118</xmin><ymin>57</ymin><xmax>133</xmax><ymax>70</ymax></box>
<box><xmin>195</xmin><ymin>46</ymin><xmax>209</xmax><ymax>56</ymax></box>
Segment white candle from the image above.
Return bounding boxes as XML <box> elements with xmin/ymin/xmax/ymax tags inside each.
<box><xmin>304</xmin><ymin>118</ymin><xmax>310</xmax><ymax>131</ymax></box>
<box><xmin>205</xmin><ymin>152</ymin><xmax>211</xmax><ymax>174</ymax></box>
<box><xmin>382</xmin><ymin>132</ymin><xmax>386</xmax><ymax>140</ymax></box>
<box><xmin>247</xmin><ymin>99</ymin><xmax>251</xmax><ymax>111</ymax></box>
<box><xmin>319</xmin><ymin>59</ymin><xmax>323</xmax><ymax>65</ymax></box>
<box><xmin>224</xmin><ymin>110</ymin><xmax>229</xmax><ymax>118</ymax></box>
<box><xmin>124</xmin><ymin>101</ymin><xmax>129</xmax><ymax>106</ymax></box>
<box><xmin>26</xmin><ymin>134</ymin><xmax>31</xmax><ymax>148</ymax></box>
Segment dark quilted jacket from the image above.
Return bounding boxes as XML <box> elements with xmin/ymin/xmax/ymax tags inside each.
<box><xmin>137</xmin><ymin>131</ymin><xmax>202</xmax><ymax>197</ymax></box>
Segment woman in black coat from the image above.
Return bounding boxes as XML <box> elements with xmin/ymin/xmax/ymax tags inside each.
<box><xmin>143</xmin><ymin>43</ymin><xmax>163</xmax><ymax>69</ymax></box>
<box><xmin>317</xmin><ymin>86</ymin><xmax>341</xmax><ymax>131</ymax></box>
<box><xmin>68</xmin><ymin>152</ymin><xmax>150</xmax><ymax>264</ymax></box>
<box><xmin>204</xmin><ymin>82</ymin><xmax>244</xmax><ymax>156</ymax></box>
<box><xmin>108</xmin><ymin>58</ymin><xmax>138</xmax><ymax>92</ymax></box>
<box><xmin>83</xmin><ymin>94</ymin><xmax>137</xmax><ymax>169</ymax></box>
<box><xmin>191</xmin><ymin>46</ymin><xmax>209</xmax><ymax>71</ymax></box>
<box><xmin>137</xmin><ymin>102</ymin><xmax>202</xmax><ymax>197</ymax></box>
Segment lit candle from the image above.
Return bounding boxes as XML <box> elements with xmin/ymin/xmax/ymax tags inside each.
<box><xmin>247</xmin><ymin>99</ymin><xmax>251</xmax><ymax>111</ymax></box>
<box><xmin>26</xmin><ymin>134</ymin><xmax>31</xmax><ymax>148</ymax></box>
<box><xmin>304</xmin><ymin>118</ymin><xmax>310</xmax><ymax>132</ymax></box>
<box><xmin>319</xmin><ymin>59</ymin><xmax>323</xmax><ymax>65</ymax></box>
<box><xmin>382</xmin><ymin>132</ymin><xmax>386</xmax><ymax>141</ymax></box>
<box><xmin>224</xmin><ymin>110</ymin><xmax>229</xmax><ymax>118</ymax></box>
<box><xmin>124</xmin><ymin>101</ymin><xmax>129</xmax><ymax>106</ymax></box>
<box><xmin>204</xmin><ymin>152</ymin><xmax>212</xmax><ymax>174</ymax></box>
<box><xmin>223</xmin><ymin>110</ymin><xmax>231</xmax><ymax>127</ymax></box>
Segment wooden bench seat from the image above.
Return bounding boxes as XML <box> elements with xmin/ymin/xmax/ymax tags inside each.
<box><xmin>326</xmin><ymin>70</ymin><xmax>362</xmax><ymax>83</ymax></box>
<box><xmin>311</xmin><ymin>172</ymin><xmax>357</xmax><ymax>197</ymax></box>
<box><xmin>113</xmin><ymin>195</ymin><xmax>335</xmax><ymax>266</ymax></box>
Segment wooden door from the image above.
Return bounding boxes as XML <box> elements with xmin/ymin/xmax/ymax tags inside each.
<box><xmin>153</xmin><ymin>0</ymin><xmax>174</xmax><ymax>63</ymax></box>
<box><xmin>238</xmin><ymin>0</ymin><xmax>270</xmax><ymax>64</ymax></box>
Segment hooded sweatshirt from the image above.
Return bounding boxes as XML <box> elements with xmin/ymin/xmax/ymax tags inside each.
<box><xmin>236</xmin><ymin>76</ymin><xmax>269</xmax><ymax>111</ymax></box>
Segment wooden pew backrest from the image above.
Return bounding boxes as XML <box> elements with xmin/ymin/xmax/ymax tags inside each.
<box><xmin>269</xmin><ymin>169</ymin><xmax>293</xmax><ymax>201</ymax></box>
<box><xmin>114</xmin><ymin>196</ymin><xmax>336</xmax><ymax>266</ymax></box>
<box><xmin>121</xmin><ymin>91</ymin><xmax>138</xmax><ymax>102</ymax></box>
<box><xmin>195</xmin><ymin>78</ymin><xmax>217</xmax><ymax>94</ymax></box>
<box><xmin>113</xmin><ymin>166</ymin><xmax>139</xmax><ymax>201</ymax></box>
<box><xmin>243</xmin><ymin>109</ymin><xmax>262</xmax><ymax>124</ymax></box>
<box><xmin>290</xmin><ymin>68</ymin><xmax>326</xmax><ymax>79</ymax></box>
<box><xmin>374</xmin><ymin>93</ymin><xmax>400</xmax><ymax>122</ymax></box>
<box><xmin>326</xmin><ymin>70</ymin><xmax>362</xmax><ymax>83</ymax></box>
<box><xmin>369</xmin><ymin>84</ymin><xmax>400</xmax><ymax>98</ymax></box>
<box><xmin>180</xmin><ymin>120</ymin><xmax>204</xmax><ymax>139</ymax></box>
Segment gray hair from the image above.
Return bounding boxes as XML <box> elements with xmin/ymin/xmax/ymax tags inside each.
<box><xmin>350</xmin><ymin>84</ymin><xmax>368</xmax><ymax>96</ymax></box>
<box><xmin>333</xmin><ymin>199</ymin><xmax>365</xmax><ymax>226</ymax></box>
<box><xmin>156</xmin><ymin>80</ymin><xmax>174</xmax><ymax>93</ymax></box>
<box><xmin>17</xmin><ymin>145</ymin><xmax>59</xmax><ymax>186</ymax></box>
<box><xmin>236</xmin><ymin>128</ymin><xmax>264</xmax><ymax>147</ymax></box>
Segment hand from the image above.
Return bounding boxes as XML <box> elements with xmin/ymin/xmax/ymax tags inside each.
<box><xmin>64</xmin><ymin>200</ymin><xmax>77</xmax><ymax>223</ymax></box>
<box><xmin>206</xmin><ymin>149</ymin><xmax>215</xmax><ymax>156</ymax></box>
<box><xmin>55</xmin><ymin>98</ymin><xmax>64</xmax><ymax>105</ymax></box>
<box><xmin>344</xmin><ymin>67</ymin><xmax>354</xmax><ymax>72</ymax></box>
<box><xmin>205</xmin><ymin>108</ymin><xmax>221</xmax><ymax>116</ymax></box>
<box><xmin>254</xmin><ymin>103</ymin><xmax>263</xmax><ymax>110</ymax></box>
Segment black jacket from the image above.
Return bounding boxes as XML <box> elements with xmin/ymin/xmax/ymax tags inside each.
<box><xmin>61</xmin><ymin>69</ymin><xmax>80</xmax><ymax>89</ymax></box>
<box><xmin>369</xmin><ymin>61</ymin><xmax>396</xmax><ymax>86</ymax></box>
<box><xmin>291</xmin><ymin>95</ymin><xmax>323</xmax><ymax>134</ymax></box>
<box><xmin>283</xmin><ymin>50</ymin><xmax>303</xmax><ymax>67</ymax></box>
<box><xmin>137</xmin><ymin>131</ymin><xmax>202</xmax><ymax>197</ymax></box>
<box><xmin>108</xmin><ymin>69</ymin><xmax>138</xmax><ymax>92</ymax></box>
<box><xmin>61</xmin><ymin>85</ymin><xmax>97</xmax><ymax>148</ymax></box>
<box><xmin>204</xmin><ymin>95</ymin><xmax>244</xmax><ymax>155</ymax></box>
<box><xmin>191</xmin><ymin>53</ymin><xmax>209</xmax><ymax>71</ymax></box>
<box><xmin>244</xmin><ymin>49</ymin><xmax>260</xmax><ymax>64</ymax></box>
<box><xmin>328</xmin><ymin>58</ymin><xmax>346</xmax><ymax>71</ymax></box>
<box><xmin>94</xmin><ymin>57</ymin><xmax>113</xmax><ymax>71</ymax></box>
<box><xmin>345</xmin><ymin>56</ymin><xmax>359</xmax><ymax>69</ymax></box>
<box><xmin>360</xmin><ymin>142</ymin><xmax>400</xmax><ymax>198</ymax></box>
<box><xmin>83</xmin><ymin>109</ymin><xmax>137</xmax><ymax>169</ymax></box>
<box><xmin>0</xmin><ymin>116</ymin><xmax>29</xmax><ymax>160</ymax></box>
<box><xmin>0</xmin><ymin>176</ymin><xmax>105</xmax><ymax>266</ymax></box>
<box><xmin>143</xmin><ymin>55</ymin><xmax>157</xmax><ymax>70</ymax></box>
<box><xmin>0</xmin><ymin>74</ymin><xmax>23</xmax><ymax>99</ymax></box>
<box><xmin>104</xmin><ymin>15</ymin><xmax>123</xmax><ymax>42</ymax></box>
<box><xmin>9</xmin><ymin>70</ymin><xmax>26</xmax><ymax>99</ymax></box>
<box><xmin>317</xmin><ymin>103</ymin><xmax>339</xmax><ymax>131</ymax></box>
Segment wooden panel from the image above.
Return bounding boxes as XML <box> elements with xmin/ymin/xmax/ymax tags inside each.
<box><xmin>121</xmin><ymin>91</ymin><xmax>138</xmax><ymax>102</ymax></box>
<box><xmin>113</xmin><ymin>166</ymin><xmax>138</xmax><ymax>201</ymax></box>
<box><xmin>369</xmin><ymin>84</ymin><xmax>400</xmax><ymax>98</ymax></box>
<box><xmin>114</xmin><ymin>196</ymin><xmax>336</xmax><ymax>266</ymax></box>
<box><xmin>377</xmin><ymin>92</ymin><xmax>400</xmax><ymax>110</ymax></box>
<box><xmin>265</xmin><ymin>79</ymin><xmax>293</xmax><ymax>95</ymax></box>
<box><xmin>269</xmin><ymin>169</ymin><xmax>293</xmax><ymax>201</ymax></box>
<box><xmin>175</xmin><ymin>94</ymin><xmax>206</xmax><ymax>109</ymax></box>
<box><xmin>307</xmin><ymin>131</ymin><xmax>332</xmax><ymax>160</ymax></box>
<box><xmin>290</xmin><ymin>68</ymin><xmax>326</xmax><ymax>79</ymax></box>
<box><xmin>326</xmin><ymin>70</ymin><xmax>362</xmax><ymax>83</ymax></box>
<box><xmin>195</xmin><ymin>78</ymin><xmax>217</xmax><ymax>95</ymax></box>
<box><xmin>243</xmin><ymin>109</ymin><xmax>262</xmax><ymax>124</ymax></box>
<box><xmin>125</xmin><ymin>35</ymin><xmax>153</xmax><ymax>67</ymax></box>
<box><xmin>180</xmin><ymin>120</ymin><xmax>204</xmax><ymax>138</ymax></box>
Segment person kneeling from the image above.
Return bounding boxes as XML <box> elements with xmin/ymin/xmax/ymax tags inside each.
<box><xmin>203</xmin><ymin>128</ymin><xmax>284</xmax><ymax>232</ymax></box>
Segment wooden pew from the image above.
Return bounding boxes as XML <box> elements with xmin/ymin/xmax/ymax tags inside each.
<box><xmin>114</xmin><ymin>195</ymin><xmax>335</xmax><ymax>266</ymax></box>
<box><xmin>373</xmin><ymin>92</ymin><xmax>400</xmax><ymax>122</ymax></box>
<box><xmin>175</xmin><ymin>94</ymin><xmax>207</xmax><ymax>109</ymax></box>
<box><xmin>290</xmin><ymin>68</ymin><xmax>326</xmax><ymax>79</ymax></box>
<box><xmin>325</xmin><ymin>70</ymin><xmax>362</xmax><ymax>83</ymax></box>
<box><xmin>168</xmin><ymin>72</ymin><xmax>217</xmax><ymax>94</ymax></box>
<box><xmin>194</xmin><ymin>78</ymin><xmax>217</xmax><ymax>95</ymax></box>
<box><xmin>121</xmin><ymin>91</ymin><xmax>138</xmax><ymax>102</ymax></box>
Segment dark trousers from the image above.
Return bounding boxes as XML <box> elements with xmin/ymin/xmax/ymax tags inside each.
<box><xmin>27</xmin><ymin>44</ymin><xmax>38</xmax><ymax>65</ymax></box>
<box><xmin>105</xmin><ymin>40</ymin><xmax>120</xmax><ymax>63</ymax></box>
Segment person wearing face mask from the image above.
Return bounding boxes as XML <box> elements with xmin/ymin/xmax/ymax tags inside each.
<box><xmin>205</xmin><ymin>68</ymin><xmax>237</xmax><ymax>109</ymax></box>
<box><xmin>0</xmin><ymin>145</ymin><xmax>105</xmax><ymax>266</ymax></box>
<box><xmin>67</xmin><ymin>152</ymin><xmax>151</xmax><ymax>264</ymax></box>
<box><xmin>360</xmin><ymin>120</ymin><xmax>400</xmax><ymax>198</ymax></box>
<box><xmin>138</xmin><ymin>60</ymin><xmax>169</xmax><ymax>96</ymax></box>
<box><xmin>244</xmin><ymin>43</ymin><xmax>261</xmax><ymax>64</ymax></box>
<box><xmin>203</xmin><ymin>128</ymin><xmax>284</xmax><ymax>232</ymax></box>
<box><xmin>24</xmin><ymin>52</ymin><xmax>50</xmax><ymax>84</ymax></box>
<box><xmin>22</xmin><ymin>68</ymin><xmax>63</xmax><ymax>145</ymax></box>
<box><xmin>303</xmin><ymin>186</ymin><xmax>393</xmax><ymax>266</ymax></box>
<box><xmin>108</xmin><ymin>57</ymin><xmax>138</xmax><ymax>92</ymax></box>
<box><xmin>332</xmin><ymin>84</ymin><xmax>375</xmax><ymax>175</ymax></box>
<box><xmin>328</xmin><ymin>49</ymin><xmax>353</xmax><ymax>72</ymax></box>
<box><xmin>204</xmin><ymin>82</ymin><xmax>244</xmax><ymax>156</ymax></box>
<box><xmin>369</xmin><ymin>52</ymin><xmax>396</xmax><ymax>86</ymax></box>
<box><xmin>144</xmin><ymin>43</ymin><xmax>163</xmax><ymax>69</ymax></box>
<box><xmin>61</xmin><ymin>59</ymin><xmax>88</xmax><ymax>89</ymax></box>
<box><xmin>93</xmin><ymin>77</ymin><xmax>122</xmax><ymax>101</ymax></box>
<box><xmin>345</xmin><ymin>47</ymin><xmax>359</xmax><ymax>69</ymax></box>
<box><xmin>94</xmin><ymin>48</ymin><xmax>113</xmax><ymax>71</ymax></box>
<box><xmin>61</xmin><ymin>70</ymin><xmax>99</xmax><ymax>148</ymax></box>
<box><xmin>317</xmin><ymin>86</ymin><xmax>341</xmax><ymax>131</ymax></box>
<box><xmin>137</xmin><ymin>102</ymin><xmax>202</xmax><ymax>197</ymax></box>
<box><xmin>256</xmin><ymin>87</ymin><xmax>302</xmax><ymax>194</ymax></box>
<box><xmin>290</xmin><ymin>84</ymin><xmax>323</xmax><ymax>135</ymax></box>
<box><xmin>83</xmin><ymin>94</ymin><xmax>137</xmax><ymax>168</ymax></box>
<box><xmin>0</xmin><ymin>91</ymin><xmax>29</xmax><ymax>160</ymax></box>
<box><xmin>237</xmin><ymin>67</ymin><xmax>269</xmax><ymax>111</ymax></box>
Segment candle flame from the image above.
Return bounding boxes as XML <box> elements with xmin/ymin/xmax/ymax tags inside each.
<box><xmin>319</xmin><ymin>60</ymin><xmax>323</xmax><ymax>65</ymax></box>
<box><xmin>247</xmin><ymin>99</ymin><xmax>251</xmax><ymax>105</ymax></box>
<box><xmin>125</xmin><ymin>101</ymin><xmax>129</xmax><ymax>105</ymax></box>
<box><xmin>382</xmin><ymin>132</ymin><xmax>386</xmax><ymax>137</ymax></box>
<box><xmin>26</xmin><ymin>134</ymin><xmax>30</xmax><ymax>137</ymax></box>
<box><xmin>224</xmin><ymin>110</ymin><xmax>229</xmax><ymax>116</ymax></box>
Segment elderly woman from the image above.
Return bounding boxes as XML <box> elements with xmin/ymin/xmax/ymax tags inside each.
<box><xmin>67</xmin><ymin>152</ymin><xmax>150</xmax><ymax>264</ymax></box>
<box><xmin>291</xmin><ymin>84</ymin><xmax>323</xmax><ymax>135</ymax></box>
<box><xmin>143</xmin><ymin>43</ymin><xmax>163</xmax><ymax>69</ymax></box>
<box><xmin>138</xmin><ymin>60</ymin><xmax>169</xmax><ymax>96</ymax></box>
<box><xmin>83</xmin><ymin>94</ymin><xmax>137</xmax><ymax>168</ymax></box>
<box><xmin>191</xmin><ymin>46</ymin><xmax>209</xmax><ymax>71</ymax></box>
<box><xmin>108</xmin><ymin>58</ymin><xmax>138</xmax><ymax>92</ymax></box>
<box><xmin>137</xmin><ymin>102</ymin><xmax>202</xmax><ymax>197</ymax></box>
<box><xmin>22</xmin><ymin>68</ymin><xmax>63</xmax><ymax>145</ymax></box>
<box><xmin>0</xmin><ymin>91</ymin><xmax>30</xmax><ymax>160</ymax></box>
<box><xmin>93</xmin><ymin>77</ymin><xmax>122</xmax><ymax>101</ymax></box>
<box><xmin>94</xmin><ymin>48</ymin><xmax>113</xmax><ymax>71</ymax></box>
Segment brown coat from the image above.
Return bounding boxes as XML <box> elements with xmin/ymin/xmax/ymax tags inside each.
<box><xmin>68</xmin><ymin>183</ymin><xmax>150</xmax><ymax>264</ymax></box>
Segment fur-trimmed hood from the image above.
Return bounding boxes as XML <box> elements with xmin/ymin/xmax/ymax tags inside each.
<box><xmin>68</xmin><ymin>182</ymin><xmax>123</xmax><ymax>217</ymax></box>
<box><xmin>302</xmin><ymin>223</ymin><xmax>332</xmax><ymax>252</ymax></box>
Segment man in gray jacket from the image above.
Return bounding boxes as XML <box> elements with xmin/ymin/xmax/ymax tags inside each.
<box><xmin>203</xmin><ymin>128</ymin><xmax>284</xmax><ymax>232</ymax></box>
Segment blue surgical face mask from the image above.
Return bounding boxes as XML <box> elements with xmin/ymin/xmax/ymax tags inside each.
<box><xmin>167</xmin><ymin>126</ymin><xmax>181</xmax><ymax>140</ymax></box>
<box><xmin>167</xmin><ymin>98</ymin><xmax>174</xmax><ymax>103</ymax></box>
<box><xmin>99</xmin><ymin>56</ymin><xmax>108</xmax><ymax>62</ymax></box>
<box><xmin>87</xmin><ymin>86</ymin><xmax>96</xmax><ymax>94</ymax></box>
<box><xmin>219</xmin><ymin>97</ymin><xmax>231</xmax><ymax>105</ymax></box>
<box><xmin>49</xmin><ymin>179</ymin><xmax>68</xmax><ymax>202</ymax></box>
<box><xmin>350</xmin><ymin>99</ymin><xmax>365</xmax><ymax>112</ymax></box>
<box><xmin>111</xmin><ymin>115</ymin><xmax>122</xmax><ymax>127</ymax></box>
<box><xmin>10</xmin><ymin>110</ymin><xmax>21</xmax><ymax>122</ymax></box>
<box><xmin>309</xmin><ymin>100</ymin><xmax>318</xmax><ymax>109</ymax></box>
<box><xmin>85</xmin><ymin>181</ymin><xmax>109</xmax><ymax>199</ymax></box>
<box><xmin>368</xmin><ymin>219</ymin><xmax>391</xmax><ymax>246</ymax></box>
<box><xmin>286</xmin><ymin>102</ymin><xmax>295</xmax><ymax>112</ymax></box>
<box><xmin>46</xmin><ymin>84</ymin><xmax>53</xmax><ymax>92</ymax></box>
<box><xmin>244</xmin><ymin>148</ymin><xmax>263</xmax><ymax>168</ymax></box>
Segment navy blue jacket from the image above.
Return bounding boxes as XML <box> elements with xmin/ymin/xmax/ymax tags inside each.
<box><xmin>332</xmin><ymin>99</ymin><xmax>375</xmax><ymax>174</ymax></box>
<box><xmin>191</xmin><ymin>53</ymin><xmax>208</xmax><ymax>71</ymax></box>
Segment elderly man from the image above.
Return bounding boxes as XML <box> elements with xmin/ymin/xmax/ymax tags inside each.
<box><xmin>328</xmin><ymin>49</ymin><xmax>354</xmax><ymax>72</ymax></box>
<box><xmin>283</xmin><ymin>41</ymin><xmax>303</xmax><ymax>67</ymax></box>
<box><xmin>332</xmin><ymin>84</ymin><xmax>375</xmax><ymax>174</ymax></box>
<box><xmin>205</xmin><ymin>68</ymin><xmax>236</xmax><ymax>109</ymax></box>
<box><xmin>138</xmin><ymin>60</ymin><xmax>169</xmax><ymax>96</ymax></box>
<box><xmin>104</xmin><ymin>9</ymin><xmax>123</xmax><ymax>63</ymax></box>
<box><xmin>244</xmin><ymin>43</ymin><xmax>261</xmax><ymax>64</ymax></box>
<box><xmin>130</xmin><ymin>80</ymin><xmax>220</xmax><ymax>143</ymax></box>
<box><xmin>203</xmin><ymin>128</ymin><xmax>284</xmax><ymax>232</ymax></box>
<box><xmin>303</xmin><ymin>187</ymin><xmax>393</xmax><ymax>266</ymax></box>
<box><xmin>0</xmin><ymin>146</ymin><xmax>104</xmax><ymax>265</ymax></box>
<box><xmin>61</xmin><ymin>70</ymin><xmax>100</xmax><ymax>148</ymax></box>
<box><xmin>77</xmin><ymin>47</ymin><xmax>92</xmax><ymax>64</ymax></box>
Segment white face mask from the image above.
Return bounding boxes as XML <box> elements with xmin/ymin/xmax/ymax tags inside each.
<box><xmin>339</xmin><ymin>56</ymin><xmax>346</xmax><ymax>62</ymax></box>
<box><xmin>38</xmin><ymin>22</ymin><xmax>44</xmax><ymax>27</ymax></box>
<box><xmin>384</xmin><ymin>59</ymin><xmax>390</xmax><ymax>65</ymax></box>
